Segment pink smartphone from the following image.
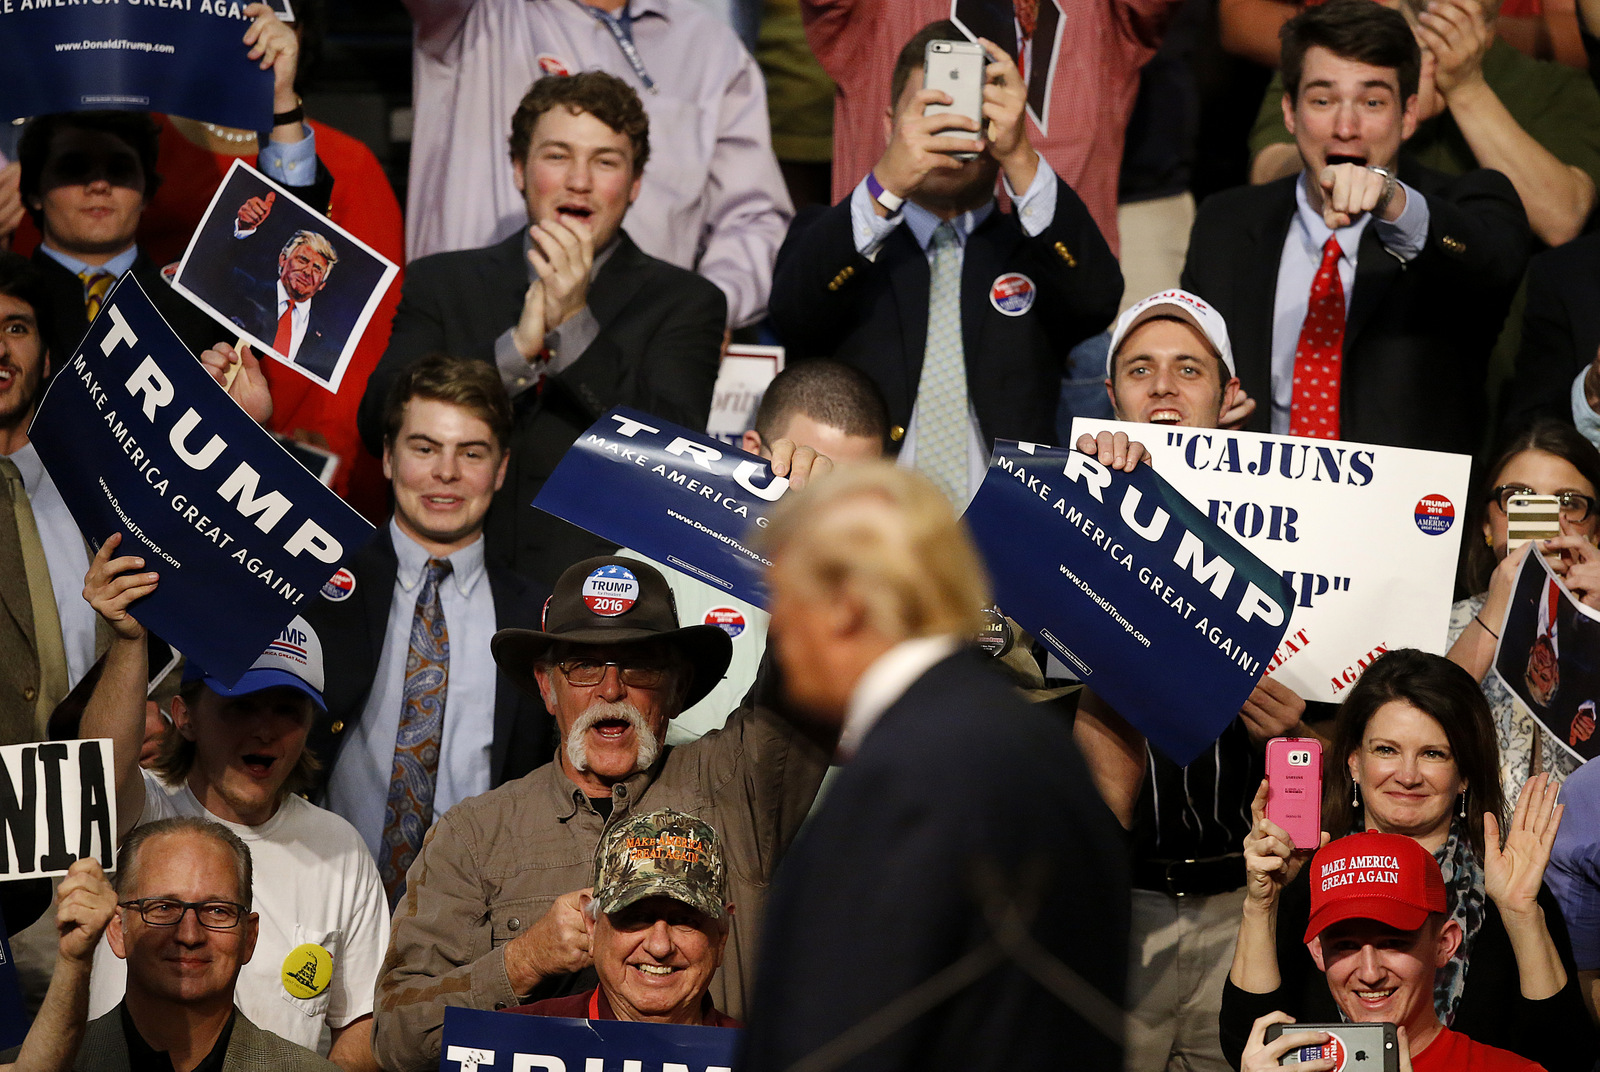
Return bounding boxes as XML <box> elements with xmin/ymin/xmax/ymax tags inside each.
<box><xmin>1265</xmin><ymin>737</ymin><xmax>1323</xmax><ymax>853</ymax></box>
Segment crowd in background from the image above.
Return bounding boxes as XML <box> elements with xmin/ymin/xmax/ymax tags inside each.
<box><xmin>3</xmin><ymin>0</ymin><xmax>1600</xmax><ymax>1068</ymax></box>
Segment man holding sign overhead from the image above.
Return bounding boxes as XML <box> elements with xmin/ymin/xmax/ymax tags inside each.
<box><xmin>1091</xmin><ymin>288</ymin><xmax>1325</xmax><ymax>1072</ymax></box>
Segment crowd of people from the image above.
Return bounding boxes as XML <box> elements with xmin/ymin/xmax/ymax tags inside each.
<box><xmin>3</xmin><ymin>0</ymin><xmax>1600</xmax><ymax>1068</ymax></box>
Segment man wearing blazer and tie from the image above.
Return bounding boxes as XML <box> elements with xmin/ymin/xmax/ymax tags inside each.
<box><xmin>305</xmin><ymin>356</ymin><xmax>552</xmax><ymax>903</ymax></box>
<box><xmin>1179</xmin><ymin>0</ymin><xmax>1529</xmax><ymax>456</ymax></box>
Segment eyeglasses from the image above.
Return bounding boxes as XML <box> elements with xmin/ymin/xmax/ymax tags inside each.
<box><xmin>1489</xmin><ymin>484</ymin><xmax>1599</xmax><ymax>523</ymax></box>
<box><xmin>118</xmin><ymin>898</ymin><xmax>248</xmax><ymax>930</ymax></box>
<box><xmin>555</xmin><ymin>659</ymin><xmax>672</xmax><ymax>688</ymax></box>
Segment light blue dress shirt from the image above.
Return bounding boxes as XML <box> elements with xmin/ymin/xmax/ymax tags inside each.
<box><xmin>6</xmin><ymin>443</ymin><xmax>96</xmax><ymax>690</ymax></box>
<box><xmin>325</xmin><ymin>521</ymin><xmax>499</xmax><ymax>863</ymax></box>
<box><xmin>1269</xmin><ymin>173</ymin><xmax>1430</xmax><ymax>434</ymax></box>
<box><xmin>847</xmin><ymin>155</ymin><xmax>1059</xmax><ymax>508</ymax></box>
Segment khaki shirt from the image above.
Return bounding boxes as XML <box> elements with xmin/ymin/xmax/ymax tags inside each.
<box><xmin>372</xmin><ymin>700</ymin><xmax>828</xmax><ymax>1072</ymax></box>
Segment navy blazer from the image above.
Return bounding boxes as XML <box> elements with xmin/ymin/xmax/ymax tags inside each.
<box><xmin>1181</xmin><ymin>164</ymin><xmax>1530</xmax><ymax>456</ymax></box>
<box><xmin>301</xmin><ymin>525</ymin><xmax>555</xmax><ymax>801</ymax></box>
<box><xmin>770</xmin><ymin>176</ymin><xmax>1123</xmax><ymax>447</ymax></box>
<box><xmin>740</xmin><ymin>650</ymin><xmax>1130</xmax><ymax>1072</ymax></box>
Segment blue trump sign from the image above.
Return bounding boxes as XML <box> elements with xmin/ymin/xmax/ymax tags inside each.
<box><xmin>965</xmin><ymin>442</ymin><xmax>1294</xmax><ymax>766</ymax></box>
<box><xmin>440</xmin><ymin>1006</ymin><xmax>738</xmax><ymax>1072</ymax></box>
<box><xmin>535</xmin><ymin>408</ymin><xmax>791</xmax><ymax>608</ymax></box>
<box><xmin>0</xmin><ymin>0</ymin><xmax>273</xmax><ymax>130</ymax></box>
<box><xmin>27</xmin><ymin>276</ymin><xmax>374</xmax><ymax>686</ymax></box>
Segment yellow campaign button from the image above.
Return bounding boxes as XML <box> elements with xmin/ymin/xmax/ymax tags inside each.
<box><xmin>282</xmin><ymin>943</ymin><xmax>333</xmax><ymax>999</ymax></box>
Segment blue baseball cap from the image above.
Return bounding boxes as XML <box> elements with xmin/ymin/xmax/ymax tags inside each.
<box><xmin>182</xmin><ymin>615</ymin><xmax>327</xmax><ymax>712</ymax></box>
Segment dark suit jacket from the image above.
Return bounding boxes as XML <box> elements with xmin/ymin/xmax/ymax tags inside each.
<box><xmin>31</xmin><ymin>249</ymin><xmax>225</xmax><ymax>371</ymax></box>
<box><xmin>357</xmin><ymin>230</ymin><xmax>725</xmax><ymax>584</ymax></box>
<box><xmin>229</xmin><ymin>267</ymin><xmax>342</xmax><ymax>382</ymax></box>
<box><xmin>1180</xmin><ymin>165</ymin><xmax>1529</xmax><ymax>456</ymax></box>
<box><xmin>740</xmin><ymin>650</ymin><xmax>1130</xmax><ymax>1072</ymax></box>
<box><xmin>301</xmin><ymin>525</ymin><xmax>555</xmax><ymax>798</ymax></box>
<box><xmin>1503</xmin><ymin>230</ymin><xmax>1600</xmax><ymax>436</ymax></box>
<box><xmin>769</xmin><ymin>176</ymin><xmax>1123</xmax><ymax>447</ymax></box>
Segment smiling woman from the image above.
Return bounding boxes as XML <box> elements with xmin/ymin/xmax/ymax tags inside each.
<box><xmin>1218</xmin><ymin>649</ymin><xmax>1597</xmax><ymax>1071</ymax></box>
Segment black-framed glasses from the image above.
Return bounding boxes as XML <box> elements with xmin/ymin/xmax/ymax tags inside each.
<box><xmin>555</xmin><ymin>659</ymin><xmax>672</xmax><ymax>688</ymax></box>
<box><xmin>118</xmin><ymin>898</ymin><xmax>248</xmax><ymax>930</ymax></box>
<box><xmin>1489</xmin><ymin>484</ymin><xmax>1599</xmax><ymax>523</ymax></box>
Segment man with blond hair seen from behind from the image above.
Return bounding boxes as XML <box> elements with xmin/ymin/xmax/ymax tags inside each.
<box><xmin>742</xmin><ymin>461</ymin><xmax>1132</xmax><ymax>1071</ymax></box>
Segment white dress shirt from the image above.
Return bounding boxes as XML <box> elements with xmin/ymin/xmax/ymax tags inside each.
<box><xmin>1269</xmin><ymin>172</ymin><xmax>1430</xmax><ymax>434</ymax></box>
<box><xmin>847</xmin><ymin>155</ymin><xmax>1058</xmax><ymax>509</ymax></box>
<box><xmin>836</xmin><ymin>634</ymin><xmax>962</xmax><ymax>762</ymax></box>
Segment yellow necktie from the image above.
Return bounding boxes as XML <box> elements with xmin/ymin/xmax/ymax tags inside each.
<box><xmin>0</xmin><ymin>457</ymin><xmax>71</xmax><ymax>734</ymax></box>
<box><xmin>78</xmin><ymin>270</ymin><xmax>115</xmax><ymax>323</ymax></box>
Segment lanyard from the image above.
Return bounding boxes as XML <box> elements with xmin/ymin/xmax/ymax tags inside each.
<box><xmin>582</xmin><ymin>2</ymin><xmax>656</xmax><ymax>93</ymax></box>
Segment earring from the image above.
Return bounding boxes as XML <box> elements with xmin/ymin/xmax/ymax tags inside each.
<box><xmin>1352</xmin><ymin>783</ymin><xmax>1361</xmax><ymax>809</ymax></box>
<box><xmin>1459</xmin><ymin>789</ymin><xmax>1468</xmax><ymax>819</ymax></box>
<box><xmin>1485</xmin><ymin>531</ymin><xmax>1494</xmax><ymax>547</ymax></box>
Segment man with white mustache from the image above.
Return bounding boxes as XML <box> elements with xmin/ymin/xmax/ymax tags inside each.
<box><xmin>373</xmin><ymin>552</ymin><xmax>831</xmax><ymax>1072</ymax></box>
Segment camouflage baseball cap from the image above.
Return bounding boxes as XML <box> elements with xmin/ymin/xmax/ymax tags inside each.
<box><xmin>592</xmin><ymin>809</ymin><xmax>727</xmax><ymax>921</ymax></box>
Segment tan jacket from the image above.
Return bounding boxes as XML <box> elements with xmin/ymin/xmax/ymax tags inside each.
<box><xmin>372</xmin><ymin>700</ymin><xmax>829</xmax><ymax>1072</ymax></box>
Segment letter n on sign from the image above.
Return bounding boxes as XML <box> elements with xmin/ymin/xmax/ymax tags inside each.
<box><xmin>0</xmin><ymin>740</ymin><xmax>118</xmax><ymax>879</ymax></box>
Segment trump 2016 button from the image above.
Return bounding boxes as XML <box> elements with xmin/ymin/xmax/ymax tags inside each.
<box><xmin>1414</xmin><ymin>494</ymin><xmax>1455</xmax><ymax>536</ymax></box>
<box><xmin>990</xmin><ymin>272</ymin><xmax>1036</xmax><ymax>317</ymax></box>
<box><xmin>705</xmin><ymin>607</ymin><xmax>746</xmax><ymax>638</ymax></box>
<box><xmin>321</xmin><ymin>567</ymin><xmax>356</xmax><ymax>602</ymax></box>
<box><xmin>583</xmin><ymin>565</ymin><xmax>640</xmax><ymax>616</ymax></box>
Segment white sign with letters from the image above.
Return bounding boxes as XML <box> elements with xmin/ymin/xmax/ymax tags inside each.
<box><xmin>0</xmin><ymin>739</ymin><xmax>117</xmax><ymax>880</ymax></box>
<box><xmin>1072</xmin><ymin>419</ymin><xmax>1471</xmax><ymax>702</ymax></box>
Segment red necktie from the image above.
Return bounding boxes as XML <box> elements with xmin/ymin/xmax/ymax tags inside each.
<box><xmin>1289</xmin><ymin>236</ymin><xmax>1346</xmax><ymax>439</ymax></box>
<box><xmin>274</xmin><ymin>299</ymin><xmax>297</xmax><ymax>356</ymax></box>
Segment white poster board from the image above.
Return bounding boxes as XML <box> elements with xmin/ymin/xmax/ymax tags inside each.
<box><xmin>706</xmin><ymin>344</ymin><xmax>784</xmax><ymax>445</ymax></box>
<box><xmin>0</xmin><ymin>739</ymin><xmax>117</xmax><ymax>880</ymax></box>
<box><xmin>1073</xmin><ymin>419</ymin><xmax>1471</xmax><ymax>702</ymax></box>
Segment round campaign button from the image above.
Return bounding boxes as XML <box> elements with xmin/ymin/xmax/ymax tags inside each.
<box><xmin>990</xmin><ymin>272</ymin><xmax>1036</xmax><ymax>317</ymax></box>
<box><xmin>537</xmin><ymin>53</ymin><xmax>571</xmax><ymax>76</ymax></box>
<box><xmin>704</xmin><ymin>607</ymin><xmax>746</xmax><ymax>638</ymax></box>
<box><xmin>281</xmin><ymin>943</ymin><xmax>333</xmax><ymax>1000</ymax></box>
<box><xmin>321</xmin><ymin>567</ymin><xmax>356</xmax><ymax>602</ymax></box>
<box><xmin>976</xmin><ymin>606</ymin><xmax>1015</xmax><ymax>658</ymax></box>
<box><xmin>583</xmin><ymin>565</ymin><xmax>640</xmax><ymax>616</ymax></box>
<box><xmin>1414</xmin><ymin>493</ymin><xmax>1456</xmax><ymax>536</ymax></box>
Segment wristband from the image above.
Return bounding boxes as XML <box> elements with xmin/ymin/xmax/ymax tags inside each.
<box><xmin>865</xmin><ymin>172</ymin><xmax>904</xmax><ymax>214</ymax></box>
<box><xmin>1367</xmin><ymin>165</ymin><xmax>1398</xmax><ymax>217</ymax></box>
<box><xmin>272</xmin><ymin>97</ymin><xmax>305</xmax><ymax>127</ymax></box>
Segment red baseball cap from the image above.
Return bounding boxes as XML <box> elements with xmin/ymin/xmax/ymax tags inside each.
<box><xmin>1303</xmin><ymin>831</ymin><xmax>1446</xmax><ymax>944</ymax></box>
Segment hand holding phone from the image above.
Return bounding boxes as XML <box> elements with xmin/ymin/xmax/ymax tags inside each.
<box><xmin>1263</xmin><ymin>1022</ymin><xmax>1399</xmax><ymax>1070</ymax></box>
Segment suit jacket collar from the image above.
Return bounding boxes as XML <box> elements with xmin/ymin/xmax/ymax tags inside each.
<box><xmin>368</xmin><ymin>520</ymin><xmax>525</xmax><ymax>784</ymax></box>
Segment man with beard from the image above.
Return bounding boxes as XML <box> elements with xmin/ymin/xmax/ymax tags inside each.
<box><xmin>372</xmin><ymin>553</ymin><xmax>831</xmax><ymax>1072</ymax></box>
<box><xmin>0</xmin><ymin>251</ymin><xmax>96</xmax><ymax>746</ymax></box>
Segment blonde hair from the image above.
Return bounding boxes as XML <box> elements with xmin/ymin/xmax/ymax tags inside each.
<box><xmin>757</xmin><ymin>462</ymin><xmax>990</xmax><ymax>642</ymax></box>
<box><xmin>280</xmin><ymin>229</ymin><xmax>338</xmax><ymax>272</ymax></box>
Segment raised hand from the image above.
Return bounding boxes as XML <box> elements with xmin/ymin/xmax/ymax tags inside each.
<box><xmin>1244</xmin><ymin>780</ymin><xmax>1327</xmax><ymax>910</ymax></box>
<box><xmin>56</xmin><ymin>858</ymin><xmax>117</xmax><ymax>963</ymax></box>
<box><xmin>200</xmin><ymin>341</ymin><xmax>274</xmax><ymax>425</ymax></box>
<box><xmin>82</xmin><ymin>533</ymin><xmax>156</xmax><ymax>641</ymax></box>
<box><xmin>236</xmin><ymin>191</ymin><xmax>276</xmax><ymax>231</ymax></box>
<box><xmin>1484</xmin><ymin>771</ymin><xmax>1564</xmax><ymax>919</ymax></box>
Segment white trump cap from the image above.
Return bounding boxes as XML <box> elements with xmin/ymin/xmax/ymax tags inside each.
<box><xmin>1106</xmin><ymin>289</ymin><xmax>1236</xmax><ymax>378</ymax></box>
<box><xmin>182</xmin><ymin>615</ymin><xmax>326</xmax><ymax>711</ymax></box>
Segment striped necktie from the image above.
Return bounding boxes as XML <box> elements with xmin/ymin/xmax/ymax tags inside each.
<box><xmin>78</xmin><ymin>270</ymin><xmax>114</xmax><ymax>323</ymax></box>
